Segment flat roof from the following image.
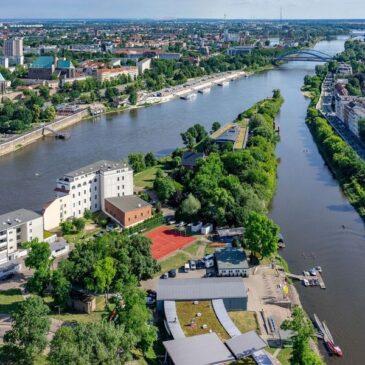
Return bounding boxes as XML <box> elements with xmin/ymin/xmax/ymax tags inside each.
<box><xmin>215</xmin><ymin>126</ymin><xmax>239</xmax><ymax>143</ymax></box>
<box><xmin>226</xmin><ymin>331</ymin><xmax>267</xmax><ymax>359</ymax></box>
<box><xmin>157</xmin><ymin>277</ymin><xmax>247</xmax><ymax>301</ymax></box>
<box><xmin>163</xmin><ymin>333</ymin><xmax>235</xmax><ymax>365</ymax></box>
<box><xmin>0</xmin><ymin>209</ymin><xmax>41</xmax><ymax>230</ymax></box>
<box><xmin>105</xmin><ymin>195</ymin><xmax>151</xmax><ymax>213</ymax></box>
<box><xmin>215</xmin><ymin>248</ymin><xmax>249</xmax><ymax>270</ymax></box>
<box><xmin>63</xmin><ymin>160</ymin><xmax>130</xmax><ymax>178</ymax></box>
<box><xmin>217</xmin><ymin>227</ymin><xmax>244</xmax><ymax>238</ymax></box>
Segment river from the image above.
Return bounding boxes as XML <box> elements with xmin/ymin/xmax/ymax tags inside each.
<box><xmin>0</xmin><ymin>36</ymin><xmax>361</xmax><ymax>364</ymax></box>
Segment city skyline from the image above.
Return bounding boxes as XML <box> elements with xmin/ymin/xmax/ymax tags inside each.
<box><xmin>1</xmin><ymin>0</ymin><xmax>365</xmax><ymax>20</ymax></box>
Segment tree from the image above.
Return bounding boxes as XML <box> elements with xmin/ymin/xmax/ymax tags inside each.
<box><xmin>176</xmin><ymin>193</ymin><xmax>201</xmax><ymax>222</ymax></box>
<box><xmin>110</xmin><ymin>282</ymin><xmax>157</xmax><ymax>356</ymax></box>
<box><xmin>60</xmin><ymin>220</ymin><xmax>74</xmax><ymax>235</ymax></box>
<box><xmin>128</xmin><ymin>152</ymin><xmax>146</xmax><ymax>173</ymax></box>
<box><xmin>129</xmin><ymin>89</ymin><xmax>138</xmax><ymax>105</ymax></box>
<box><xmin>144</xmin><ymin>152</ymin><xmax>157</xmax><ymax>167</ymax></box>
<box><xmin>49</xmin><ymin>322</ymin><xmax>134</xmax><ymax>365</ymax></box>
<box><xmin>211</xmin><ymin>121</ymin><xmax>221</xmax><ymax>133</ymax></box>
<box><xmin>3</xmin><ymin>296</ymin><xmax>50</xmax><ymax>365</ymax></box>
<box><xmin>358</xmin><ymin>118</ymin><xmax>365</xmax><ymax>143</ymax></box>
<box><xmin>153</xmin><ymin>175</ymin><xmax>176</xmax><ymax>203</ymax></box>
<box><xmin>244</xmin><ymin>212</ymin><xmax>279</xmax><ymax>259</ymax></box>
<box><xmin>72</xmin><ymin>217</ymin><xmax>85</xmax><ymax>232</ymax></box>
<box><xmin>24</xmin><ymin>240</ymin><xmax>52</xmax><ymax>296</ymax></box>
<box><xmin>51</xmin><ymin>269</ymin><xmax>71</xmax><ymax>311</ymax></box>
<box><xmin>281</xmin><ymin>306</ymin><xmax>324</xmax><ymax>365</ymax></box>
<box><xmin>93</xmin><ymin>257</ymin><xmax>116</xmax><ymax>302</ymax></box>
<box><xmin>43</xmin><ymin>106</ymin><xmax>56</xmax><ymax>123</ymax></box>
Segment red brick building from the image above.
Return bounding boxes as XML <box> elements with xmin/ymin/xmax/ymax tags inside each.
<box><xmin>104</xmin><ymin>196</ymin><xmax>152</xmax><ymax>228</ymax></box>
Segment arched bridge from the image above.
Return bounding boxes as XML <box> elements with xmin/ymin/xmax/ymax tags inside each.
<box><xmin>274</xmin><ymin>49</ymin><xmax>333</xmax><ymax>63</ymax></box>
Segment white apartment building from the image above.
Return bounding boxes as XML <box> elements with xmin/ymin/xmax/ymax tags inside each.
<box><xmin>43</xmin><ymin>160</ymin><xmax>133</xmax><ymax>229</ymax></box>
<box><xmin>0</xmin><ymin>209</ymin><xmax>44</xmax><ymax>265</ymax></box>
<box><xmin>3</xmin><ymin>37</ymin><xmax>24</xmax><ymax>66</ymax></box>
<box><xmin>345</xmin><ymin>103</ymin><xmax>365</xmax><ymax>137</ymax></box>
<box><xmin>137</xmin><ymin>58</ymin><xmax>151</xmax><ymax>76</ymax></box>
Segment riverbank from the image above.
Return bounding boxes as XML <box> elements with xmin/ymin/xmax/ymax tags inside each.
<box><xmin>0</xmin><ymin>69</ymin><xmax>250</xmax><ymax>158</ymax></box>
<box><xmin>0</xmin><ymin>110</ymin><xmax>89</xmax><ymax>157</ymax></box>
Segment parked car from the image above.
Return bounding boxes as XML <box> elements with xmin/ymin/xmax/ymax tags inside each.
<box><xmin>196</xmin><ymin>260</ymin><xmax>205</xmax><ymax>269</ymax></box>
<box><xmin>147</xmin><ymin>289</ymin><xmax>156</xmax><ymax>298</ymax></box>
<box><xmin>205</xmin><ymin>259</ymin><xmax>214</xmax><ymax>269</ymax></box>
<box><xmin>169</xmin><ymin>269</ymin><xmax>177</xmax><ymax>278</ymax></box>
<box><xmin>184</xmin><ymin>263</ymin><xmax>190</xmax><ymax>273</ymax></box>
<box><xmin>161</xmin><ymin>272</ymin><xmax>169</xmax><ymax>279</ymax></box>
<box><xmin>204</xmin><ymin>254</ymin><xmax>214</xmax><ymax>262</ymax></box>
<box><xmin>189</xmin><ymin>260</ymin><xmax>196</xmax><ymax>270</ymax></box>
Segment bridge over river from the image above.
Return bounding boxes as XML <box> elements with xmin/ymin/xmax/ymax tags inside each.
<box><xmin>274</xmin><ymin>49</ymin><xmax>333</xmax><ymax>62</ymax></box>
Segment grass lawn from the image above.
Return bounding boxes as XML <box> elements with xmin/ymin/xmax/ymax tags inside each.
<box><xmin>134</xmin><ymin>166</ymin><xmax>160</xmax><ymax>189</ymax></box>
<box><xmin>176</xmin><ymin>300</ymin><xmax>229</xmax><ymax>341</ymax></box>
<box><xmin>0</xmin><ymin>289</ymin><xmax>24</xmax><ymax>314</ymax></box>
<box><xmin>64</xmin><ymin>227</ymin><xmax>102</xmax><ymax>245</ymax></box>
<box><xmin>228</xmin><ymin>311</ymin><xmax>259</xmax><ymax>334</ymax></box>
<box><xmin>50</xmin><ymin>296</ymin><xmax>105</xmax><ymax>324</ymax></box>
<box><xmin>182</xmin><ymin>241</ymin><xmax>204</xmax><ymax>257</ymax></box>
<box><xmin>277</xmin><ymin>348</ymin><xmax>292</xmax><ymax>365</ymax></box>
<box><xmin>158</xmin><ymin>251</ymin><xmax>190</xmax><ymax>275</ymax></box>
<box><xmin>204</xmin><ymin>244</ymin><xmax>217</xmax><ymax>256</ymax></box>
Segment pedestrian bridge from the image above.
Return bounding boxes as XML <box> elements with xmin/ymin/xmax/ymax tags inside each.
<box><xmin>274</xmin><ymin>49</ymin><xmax>332</xmax><ymax>63</ymax></box>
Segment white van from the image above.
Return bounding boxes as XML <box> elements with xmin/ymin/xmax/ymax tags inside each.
<box><xmin>184</xmin><ymin>263</ymin><xmax>190</xmax><ymax>273</ymax></box>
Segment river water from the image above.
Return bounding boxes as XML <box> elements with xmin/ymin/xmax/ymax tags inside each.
<box><xmin>0</xmin><ymin>37</ymin><xmax>361</xmax><ymax>363</ymax></box>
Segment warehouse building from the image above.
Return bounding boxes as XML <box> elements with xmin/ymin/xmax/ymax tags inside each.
<box><xmin>157</xmin><ymin>277</ymin><xmax>248</xmax><ymax>313</ymax></box>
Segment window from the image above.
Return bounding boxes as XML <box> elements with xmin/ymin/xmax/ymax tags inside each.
<box><xmin>94</xmin><ymin>178</ymin><xmax>97</xmax><ymax>183</ymax></box>
<box><xmin>122</xmin><ymin>185</ymin><xmax>124</xmax><ymax>189</ymax></box>
<box><xmin>117</xmin><ymin>186</ymin><xmax>120</xmax><ymax>190</ymax></box>
<box><xmin>84</xmin><ymin>190</ymin><xmax>86</xmax><ymax>194</ymax></box>
<box><xmin>73</xmin><ymin>194</ymin><xmax>75</xmax><ymax>198</ymax></box>
<box><xmin>95</xmin><ymin>195</ymin><xmax>97</xmax><ymax>199</ymax></box>
<box><xmin>79</xmin><ymin>210</ymin><xmax>81</xmax><ymax>215</ymax></box>
<box><xmin>122</xmin><ymin>176</ymin><xmax>124</xmax><ymax>181</ymax></box>
<box><xmin>84</xmin><ymin>199</ymin><xmax>86</xmax><ymax>203</ymax></box>
<box><xmin>16</xmin><ymin>228</ymin><xmax>21</xmax><ymax>233</ymax></box>
<box><xmin>79</xmin><ymin>201</ymin><xmax>81</xmax><ymax>206</ymax></box>
<box><xmin>78</xmin><ymin>192</ymin><xmax>81</xmax><ymax>196</ymax></box>
<box><xmin>117</xmin><ymin>177</ymin><xmax>120</xmax><ymax>181</ymax></box>
<box><xmin>29</xmin><ymin>222</ymin><xmax>32</xmax><ymax>226</ymax></box>
<box><xmin>95</xmin><ymin>186</ymin><xmax>97</xmax><ymax>191</ymax></box>
<box><xmin>95</xmin><ymin>204</ymin><xmax>97</xmax><ymax>209</ymax></box>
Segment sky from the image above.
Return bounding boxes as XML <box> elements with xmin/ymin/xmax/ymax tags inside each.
<box><xmin>1</xmin><ymin>0</ymin><xmax>365</xmax><ymax>20</ymax></box>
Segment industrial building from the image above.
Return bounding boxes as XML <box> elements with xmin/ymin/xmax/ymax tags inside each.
<box><xmin>157</xmin><ymin>277</ymin><xmax>248</xmax><ymax>312</ymax></box>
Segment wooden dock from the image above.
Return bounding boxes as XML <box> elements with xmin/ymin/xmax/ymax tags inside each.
<box><xmin>286</xmin><ymin>272</ymin><xmax>326</xmax><ymax>289</ymax></box>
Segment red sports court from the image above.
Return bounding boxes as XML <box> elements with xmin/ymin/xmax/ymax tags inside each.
<box><xmin>145</xmin><ymin>225</ymin><xmax>196</xmax><ymax>260</ymax></box>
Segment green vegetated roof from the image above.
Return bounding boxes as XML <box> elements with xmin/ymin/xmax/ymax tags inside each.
<box><xmin>30</xmin><ymin>56</ymin><xmax>54</xmax><ymax>69</ymax></box>
<box><xmin>57</xmin><ymin>59</ymin><xmax>74</xmax><ymax>69</ymax></box>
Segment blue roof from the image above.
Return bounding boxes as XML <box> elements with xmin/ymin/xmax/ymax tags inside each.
<box><xmin>30</xmin><ymin>56</ymin><xmax>54</xmax><ymax>69</ymax></box>
<box><xmin>0</xmin><ymin>73</ymin><xmax>5</xmax><ymax>82</ymax></box>
<box><xmin>57</xmin><ymin>59</ymin><xmax>74</xmax><ymax>69</ymax></box>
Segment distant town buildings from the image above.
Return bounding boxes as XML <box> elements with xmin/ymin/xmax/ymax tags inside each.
<box><xmin>137</xmin><ymin>58</ymin><xmax>152</xmax><ymax>75</ymax></box>
<box><xmin>95</xmin><ymin>66</ymin><xmax>138</xmax><ymax>82</ymax></box>
<box><xmin>227</xmin><ymin>46</ymin><xmax>254</xmax><ymax>56</ymax></box>
<box><xmin>1</xmin><ymin>37</ymin><xmax>24</xmax><ymax>67</ymax></box>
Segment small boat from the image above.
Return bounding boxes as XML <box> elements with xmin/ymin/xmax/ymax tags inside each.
<box><xmin>180</xmin><ymin>93</ymin><xmax>197</xmax><ymax>100</ymax></box>
<box><xmin>302</xmin><ymin>279</ymin><xmax>310</xmax><ymax>287</ymax></box>
<box><xmin>313</xmin><ymin>314</ymin><xmax>343</xmax><ymax>357</ymax></box>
